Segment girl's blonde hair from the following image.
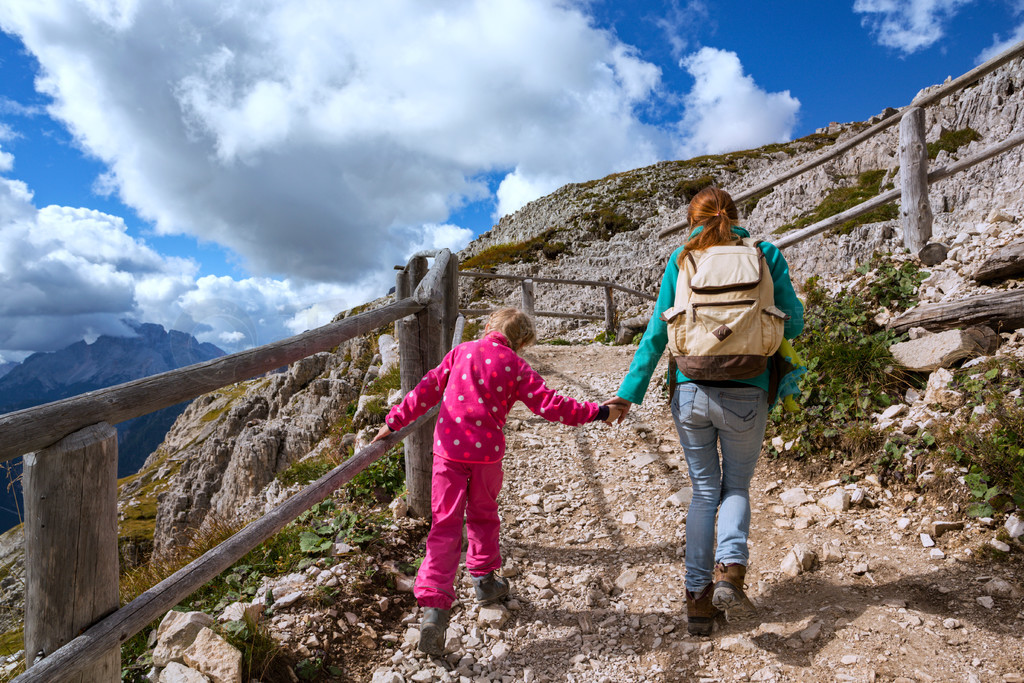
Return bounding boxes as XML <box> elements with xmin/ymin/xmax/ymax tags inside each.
<box><xmin>487</xmin><ymin>308</ymin><xmax>536</xmax><ymax>350</ymax></box>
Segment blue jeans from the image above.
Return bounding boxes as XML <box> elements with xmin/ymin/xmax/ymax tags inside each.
<box><xmin>671</xmin><ymin>383</ymin><xmax>768</xmax><ymax>593</ymax></box>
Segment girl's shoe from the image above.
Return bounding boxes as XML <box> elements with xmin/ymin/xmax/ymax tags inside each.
<box><xmin>685</xmin><ymin>584</ymin><xmax>720</xmax><ymax>636</ymax></box>
<box><xmin>418</xmin><ymin>607</ymin><xmax>450</xmax><ymax>655</ymax></box>
<box><xmin>712</xmin><ymin>562</ymin><xmax>758</xmax><ymax>622</ymax></box>
<box><xmin>471</xmin><ymin>571</ymin><xmax>510</xmax><ymax>604</ymax></box>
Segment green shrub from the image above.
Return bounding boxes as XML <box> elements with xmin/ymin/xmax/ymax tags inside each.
<box><xmin>277</xmin><ymin>456</ymin><xmax>335</xmax><ymax>488</ymax></box>
<box><xmin>461</xmin><ymin>227</ymin><xmax>568</xmax><ymax>270</ymax></box>
<box><xmin>673</xmin><ymin>175</ymin><xmax>717</xmax><ymax>201</ymax></box>
<box><xmin>583</xmin><ymin>206</ymin><xmax>637</xmax><ymax>240</ymax></box>
<box><xmin>773</xmin><ymin>169</ymin><xmax>898</xmax><ymax>236</ymax></box>
<box><xmin>928</xmin><ymin>127</ymin><xmax>981</xmax><ymax>159</ymax></box>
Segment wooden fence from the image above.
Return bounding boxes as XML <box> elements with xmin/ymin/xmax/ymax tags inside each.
<box><xmin>658</xmin><ymin>39</ymin><xmax>1024</xmax><ymax>256</ymax></box>
<box><xmin>457</xmin><ymin>271</ymin><xmax>656</xmax><ymax>337</ymax></box>
<box><xmin>6</xmin><ymin>250</ymin><xmax>460</xmax><ymax>683</ymax></box>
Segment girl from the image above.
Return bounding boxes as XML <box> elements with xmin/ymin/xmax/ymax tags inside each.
<box><xmin>373</xmin><ymin>307</ymin><xmax>620</xmax><ymax>655</ymax></box>
<box><xmin>605</xmin><ymin>187</ymin><xmax>804</xmax><ymax>635</ymax></box>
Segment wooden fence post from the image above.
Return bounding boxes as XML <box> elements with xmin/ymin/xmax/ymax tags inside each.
<box><xmin>398</xmin><ymin>256</ymin><xmax>442</xmax><ymax>519</ymax></box>
<box><xmin>521</xmin><ymin>279</ymin><xmax>535</xmax><ymax>317</ymax></box>
<box><xmin>24</xmin><ymin>422</ymin><xmax>119</xmax><ymax>681</ymax></box>
<box><xmin>899</xmin><ymin>106</ymin><xmax>933</xmax><ymax>253</ymax></box>
<box><xmin>604</xmin><ymin>286</ymin><xmax>615</xmax><ymax>338</ymax></box>
<box><xmin>442</xmin><ymin>253</ymin><xmax>460</xmax><ymax>352</ymax></box>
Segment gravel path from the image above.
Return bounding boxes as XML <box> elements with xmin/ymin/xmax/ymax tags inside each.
<box><xmin>370</xmin><ymin>344</ymin><xmax>1024</xmax><ymax>683</ymax></box>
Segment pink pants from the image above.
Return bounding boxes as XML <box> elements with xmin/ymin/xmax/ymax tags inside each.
<box><xmin>414</xmin><ymin>456</ymin><xmax>504</xmax><ymax>609</ymax></box>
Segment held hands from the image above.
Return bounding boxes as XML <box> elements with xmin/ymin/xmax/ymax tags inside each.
<box><xmin>371</xmin><ymin>423</ymin><xmax>392</xmax><ymax>443</ymax></box>
<box><xmin>601</xmin><ymin>396</ymin><xmax>632</xmax><ymax>425</ymax></box>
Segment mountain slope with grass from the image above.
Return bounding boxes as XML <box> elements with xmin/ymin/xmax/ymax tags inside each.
<box><xmin>2</xmin><ymin>55</ymin><xmax>1024</xmax><ymax>683</ymax></box>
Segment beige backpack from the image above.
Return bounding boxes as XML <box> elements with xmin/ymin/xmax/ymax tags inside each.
<box><xmin>660</xmin><ymin>238</ymin><xmax>788</xmax><ymax>380</ymax></box>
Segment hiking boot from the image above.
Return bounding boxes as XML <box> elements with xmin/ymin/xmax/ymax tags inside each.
<box><xmin>712</xmin><ymin>562</ymin><xmax>758</xmax><ymax>622</ymax></box>
<box><xmin>418</xmin><ymin>607</ymin><xmax>450</xmax><ymax>656</ymax></box>
<box><xmin>471</xmin><ymin>570</ymin><xmax>510</xmax><ymax>604</ymax></box>
<box><xmin>685</xmin><ymin>584</ymin><xmax>720</xmax><ymax>636</ymax></box>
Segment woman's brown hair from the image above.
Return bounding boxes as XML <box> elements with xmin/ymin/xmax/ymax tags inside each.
<box><xmin>684</xmin><ymin>187</ymin><xmax>739</xmax><ymax>252</ymax></box>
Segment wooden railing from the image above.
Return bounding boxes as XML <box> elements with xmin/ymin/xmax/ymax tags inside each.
<box><xmin>658</xmin><ymin>39</ymin><xmax>1024</xmax><ymax>254</ymax></box>
<box><xmin>457</xmin><ymin>270</ymin><xmax>656</xmax><ymax>337</ymax></box>
<box><xmin>6</xmin><ymin>250</ymin><xmax>460</xmax><ymax>683</ymax></box>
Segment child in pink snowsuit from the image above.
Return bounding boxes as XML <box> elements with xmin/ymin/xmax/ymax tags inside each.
<box><xmin>373</xmin><ymin>308</ymin><xmax>617</xmax><ymax>654</ymax></box>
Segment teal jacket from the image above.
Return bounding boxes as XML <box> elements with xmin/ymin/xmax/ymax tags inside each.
<box><xmin>617</xmin><ymin>227</ymin><xmax>804</xmax><ymax>403</ymax></box>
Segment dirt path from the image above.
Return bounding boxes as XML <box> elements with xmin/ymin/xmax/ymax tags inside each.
<box><xmin>368</xmin><ymin>344</ymin><xmax>1024</xmax><ymax>683</ymax></box>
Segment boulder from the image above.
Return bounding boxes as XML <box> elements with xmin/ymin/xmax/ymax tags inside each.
<box><xmin>890</xmin><ymin>328</ymin><xmax>989</xmax><ymax>371</ymax></box>
<box><xmin>923</xmin><ymin>368</ymin><xmax>962</xmax><ymax>410</ymax></box>
<box><xmin>615</xmin><ymin>315</ymin><xmax>649</xmax><ymax>345</ymax></box>
<box><xmin>153</xmin><ymin>610</ymin><xmax>216</xmax><ymax>668</ymax></box>
<box><xmin>159</xmin><ymin>662</ymin><xmax>210</xmax><ymax>683</ymax></box>
<box><xmin>182</xmin><ymin>628</ymin><xmax>243</xmax><ymax>683</ymax></box>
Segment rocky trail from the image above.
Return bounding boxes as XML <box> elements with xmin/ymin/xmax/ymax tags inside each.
<box><xmin>366</xmin><ymin>344</ymin><xmax>1024</xmax><ymax>683</ymax></box>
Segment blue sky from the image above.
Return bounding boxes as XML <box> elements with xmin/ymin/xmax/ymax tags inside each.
<box><xmin>1</xmin><ymin>0</ymin><xmax>1022</xmax><ymax>362</ymax></box>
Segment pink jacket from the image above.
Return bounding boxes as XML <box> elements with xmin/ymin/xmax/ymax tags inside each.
<box><xmin>384</xmin><ymin>331</ymin><xmax>601</xmax><ymax>464</ymax></box>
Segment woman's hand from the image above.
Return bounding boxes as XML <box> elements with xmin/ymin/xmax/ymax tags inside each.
<box><xmin>371</xmin><ymin>424</ymin><xmax>392</xmax><ymax>443</ymax></box>
<box><xmin>602</xmin><ymin>397</ymin><xmax>632</xmax><ymax>424</ymax></box>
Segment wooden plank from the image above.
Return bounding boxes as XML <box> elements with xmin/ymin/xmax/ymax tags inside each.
<box><xmin>659</xmin><ymin>39</ymin><xmax>1024</xmax><ymax>240</ymax></box>
<box><xmin>604</xmin><ymin>287</ymin><xmax>615</xmax><ymax>337</ymax></box>
<box><xmin>458</xmin><ymin>271</ymin><xmax>656</xmax><ymax>301</ymax></box>
<box><xmin>972</xmin><ymin>239</ymin><xmax>1024</xmax><ymax>283</ymax></box>
<box><xmin>0</xmin><ymin>298</ymin><xmax>424</xmax><ymax>463</ymax></box>
<box><xmin>887</xmin><ymin>289</ymin><xmax>1024</xmax><ymax>334</ymax></box>
<box><xmin>12</xmin><ymin>415</ymin><xmax>435</xmax><ymax>683</ymax></box>
<box><xmin>521</xmin><ymin>280</ymin><xmax>535</xmax><ymax>317</ymax></box>
<box><xmin>399</xmin><ymin>257</ymin><xmax>432</xmax><ymax>519</ymax></box>
<box><xmin>414</xmin><ymin>249</ymin><xmax>452</xmax><ymax>305</ymax></box>
<box><xmin>459</xmin><ymin>308</ymin><xmax>605</xmax><ymax>322</ymax></box>
<box><xmin>442</xmin><ymin>252</ymin><xmax>460</xmax><ymax>353</ymax></box>
<box><xmin>24</xmin><ymin>423</ymin><xmax>119</xmax><ymax>682</ymax></box>
<box><xmin>899</xmin><ymin>107</ymin><xmax>933</xmax><ymax>253</ymax></box>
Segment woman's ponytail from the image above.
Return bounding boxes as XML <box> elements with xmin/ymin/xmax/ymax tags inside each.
<box><xmin>683</xmin><ymin>187</ymin><xmax>739</xmax><ymax>253</ymax></box>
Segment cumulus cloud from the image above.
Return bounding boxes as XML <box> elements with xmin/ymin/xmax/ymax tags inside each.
<box><xmin>853</xmin><ymin>0</ymin><xmax>975</xmax><ymax>53</ymax></box>
<box><xmin>675</xmin><ymin>48</ymin><xmax>800</xmax><ymax>158</ymax></box>
<box><xmin>0</xmin><ymin>150</ymin><xmax>376</xmax><ymax>360</ymax></box>
<box><xmin>0</xmin><ymin>0</ymin><xmax>671</xmax><ymax>283</ymax></box>
<box><xmin>0</xmin><ymin>2</ymin><xmax>806</xmax><ymax>359</ymax></box>
<box><xmin>978</xmin><ymin>20</ymin><xmax>1024</xmax><ymax>62</ymax></box>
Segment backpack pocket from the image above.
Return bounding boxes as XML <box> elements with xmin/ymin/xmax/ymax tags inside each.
<box><xmin>691</xmin><ymin>300</ymin><xmax>757</xmax><ymax>346</ymax></box>
<box><xmin>761</xmin><ymin>306</ymin><xmax>788</xmax><ymax>355</ymax></box>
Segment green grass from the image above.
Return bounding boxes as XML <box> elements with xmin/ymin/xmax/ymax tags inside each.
<box><xmin>773</xmin><ymin>169</ymin><xmax>898</xmax><ymax>236</ymax></box>
<box><xmin>928</xmin><ymin>127</ymin><xmax>981</xmax><ymax>159</ymax></box>
<box><xmin>461</xmin><ymin>227</ymin><xmax>567</xmax><ymax>270</ymax></box>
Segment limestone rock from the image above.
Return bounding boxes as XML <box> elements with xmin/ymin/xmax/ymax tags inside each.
<box><xmin>159</xmin><ymin>662</ymin><xmax>211</xmax><ymax>683</ymax></box>
<box><xmin>183</xmin><ymin>628</ymin><xmax>243</xmax><ymax>683</ymax></box>
<box><xmin>890</xmin><ymin>329</ymin><xmax>988</xmax><ymax>371</ymax></box>
<box><xmin>153</xmin><ymin>610</ymin><xmax>216</xmax><ymax>668</ymax></box>
<box><xmin>923</xmin><ymin>368</ymin><xmax>961</xmax><ymax>410</ymax></box>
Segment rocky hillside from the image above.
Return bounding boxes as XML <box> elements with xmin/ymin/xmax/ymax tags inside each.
<box><xmin>2</xmin><ymin>54</ymin><xmax>1024</xmax><ymax>683</ymax></box>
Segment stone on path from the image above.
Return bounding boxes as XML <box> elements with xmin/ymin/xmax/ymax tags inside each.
<box><xmin>182</xmin><ymin>628</ymin><xmax>243</xmax><ymax>683</ymax></box>
<box><xmin>1005</xmin><ymin>514</ymin><xmax>1024</xmax><ymax>539</ymax></box>
<box><xmin>780</xmin><ymin>487</ymin><xmax>812</xmax><ymax>507</ymax></box>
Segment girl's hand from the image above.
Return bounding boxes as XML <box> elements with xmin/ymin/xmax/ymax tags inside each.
<box><xmin>602</xmin><ymin>397</ymin><xmax>632</xmax><ymax>424</ymax></box>
<box><xmin>371</xmin><ymin>424</ymin><xmax>392</xmax><ymax>443</ymax></box>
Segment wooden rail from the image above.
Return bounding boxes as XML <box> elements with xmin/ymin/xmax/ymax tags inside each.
<box><xmin>658</xmin><ymin>39</ymin><xmax>1024</xmax><ymax>241</ymax></box>
<box><xmin>458</xmin><ymin>270</ymin><xmax>657</xmax><ymax>338</ymax></box>
<box><xmin>12</xmin><ymin>250</ymin><xmax>459</xmax><ymax>682</ymax></box>
<box><xmin>15</xmin><ymin>415</ymin><xmax>437</xmax><ymax>683</ymax></box>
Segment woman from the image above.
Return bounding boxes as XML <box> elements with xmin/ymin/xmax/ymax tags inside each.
<box><xmin>605</xmin><ymin>187</ymin><xmax>803</xmax><ymax>636</ymax></box>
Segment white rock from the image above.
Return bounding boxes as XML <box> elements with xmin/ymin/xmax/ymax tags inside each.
<box><xmin>621</xmin><ymin>511</ymin><xmax>638</xmax><ymax>524</ymax></box>
<box><xmin>929</xmin><ymin>549</ymin><xmax>946</xmax><ymax>560</ymax></box>
<box><xmin>820</xmin><ymin>489</ymin><xmax>850</xmax><ymax>512</ymax></box>
<box><xmin>666</xmin><ymin>488</ymin><xmax>693</xmax><ymax>506</ymax></box>
<box><xmin>631</xmin><ymin>453</ymin><xmax>658</xmax><ymax>468</ymax></box>
<box><xmin>780</xmin><ymin>488</ymin><xmax>812</xmax><ymax>507</ymax></box>
<box><xmin>720</xmin><ymin>635</ymin><xmax>757</xmax><ymax>653</ymax></box>
<box><xmin>983</xmin><ymin>578</ymin><xmax>1019</xmax><ymax>598</ymax></box>
<box><xmin>478</xmin><ymin>605</ymin><xmax>509</xmax><ymax>627</ymax></box>
<box><xmin>920</xmin><ymin>533</ymin><xmax>935</xmax><ymax>548</ymax></box>
<box><xmin>879</xmin><ymin>403</ymin><xmax>907</xmax><ymax>420</ymax></box>
<box><xmin>1005</xmin><ymin>514</ymin><xmax>1024</xmax><ymax>539</ymax></box>
<box><xmin>159</xmin><ymin>662</ymin><xmax>210</xmax><ymax>683</ymax></box>
<box><xmin>615</xmin><ymin>568</ymin><xmax>640</xmax><ymax>590</ymax></box>
<box><xmin>990</xmin><ymin>538</ymin><xmax>1011</xmax><ymax>553</ymax></box>
<box><xmin>153</xmin><ymin>611</ymin><xmax>216</xmax><ymax>668</ymax></box>
<box><xmin>976</xmin><ymin>596</ymin><xmax>995</xmax><ymax>609</ymax></box>
<box><xmin>371</xmin><ymin>670</ymin><xmax>403</xmax><ymax>683</ymax></box>
<box><xmin>182</xmin><ymin>628</ymin><xmax>243</xmax><ymax>683</ymax></box>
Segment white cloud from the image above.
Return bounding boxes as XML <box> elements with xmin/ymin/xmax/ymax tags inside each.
<box><xmin>853</xmin><ymin>0</ymin><xmax>975</xmax><ymax>53</ymax></box>
<box><xmin>675</xmin><ymin>48</ymin><xmax>800</xmax><ymax>158</ymax></box>
<box><xmin>978</xmin><ymin>21</ymin><xmax>1024</xmax><ymax>62</ymax></box>
<box><xmin>0</xmin><ymin>0</ymin><xmax>673</xmax><ymax>282</ymax></box>
<box><xmin>0</xmin><ymin>2</ymin><xmax>806</xmax><ymax>358</ymax></box>
<box><xmin>0</xmin><ymin>152</ymin><xmax>372</xmax><ymax>359</ymax></box>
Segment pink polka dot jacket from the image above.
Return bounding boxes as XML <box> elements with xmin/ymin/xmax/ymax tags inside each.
<box><xmin>384</xmin><ymin>330</ymin><xmax>602</xmax><ymax>464</ymax></box>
